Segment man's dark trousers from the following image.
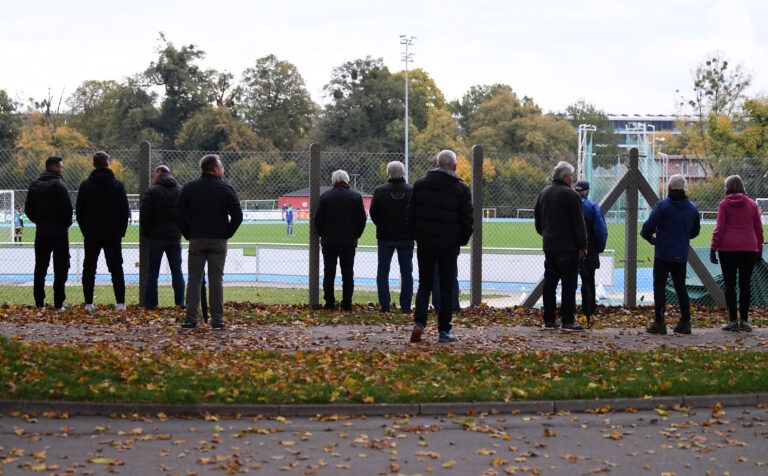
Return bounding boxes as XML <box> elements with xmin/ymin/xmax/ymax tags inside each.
<box><xmin>82</xmin><ymin>237</ymin><xmax>125</xmax><ymax>304</ymax></box>
<box><xmin>414</xmin><ymin>245</ymin><xmax>458</xmax><ymax>333</ymax></box>
<box><xmin>322</xmin><ymin>245</ymin><xmax>355</xmax><ymax>309</ymax></box>
<box><xmin>33</xmin><ymin>231</ymin><xmax>69</xmax><ymax>308</ymax></box>
<box><xmin>578</xmin><ymin>262</ymin><xmax>597</xmax><ymax>318</ymax></box>
<box><xmin>543</xmin><ymin>250</ymin><xmax>579</xmax><ymax>325</ymax></box>
<box><xmin>146</xmin><ymin>238</ymin><xmax>185</xmax><ymax>309</ymax></box>
<box><xmin>653</xmin><ymin>258</ymin><xmax>689</xmax><ymax>323</ymax></box>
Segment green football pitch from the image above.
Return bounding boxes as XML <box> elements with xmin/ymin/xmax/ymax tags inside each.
<box><xmin>12</xmin><ymin>220</ymin><xmax>734</xmax><ymax>268</ymax></box>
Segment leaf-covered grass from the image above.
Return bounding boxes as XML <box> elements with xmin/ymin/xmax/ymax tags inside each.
<box><xmin>1</xmin><ymin>336</ymin><xmax>766</xmax><ymax>404</ymax></box>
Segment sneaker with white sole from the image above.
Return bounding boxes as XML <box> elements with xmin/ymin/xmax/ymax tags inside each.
<box><xmin>84</xmin><ymin>303</ymin><xmax>95</xmax><ymax>312</ymax></box>
<box><xmin>115</xmin><ymin>303</ymin><xmax>126</xmax><ymax>311</ymax></box>
<box><xmin>438</xmin><ymin>331</ymin><xmax>456</xmax><ymax>343</ymax></box>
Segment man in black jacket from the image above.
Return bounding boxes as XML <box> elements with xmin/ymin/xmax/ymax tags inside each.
<box><xmin>407</xmin><ymin>150</ymin><xmax>473</xmax><ymax>343</ymax></box>
<box><xmin>370</xmin><ymin>161</ymin><xmax>413</xmax><ymax>313</ymax></box>
<box><xmin>25</xmin><ymin>156</ymin><xmax>73</xmax><ymax>310</ymax></box>
<box><xmin>174</xmin><ymin>154</ymin><xmax>243</xmax><ymax>330</ymax></box>
<box><xmin>314</xmin><ymin>169</ymin><xmax>367</xmax><ymax>311</ymax></box>
<box><xmin>140</xmin><ymin>165</ymin><xmax>184</xmax><ymax>309</ymax></box>
<box><xmin>76</xmin><ymin>151</ymin><xmax>130</xmax><ymax>312</ymax></box>
<box><xmin>534</xmin><ymin>161</ymin><xmax>588</xmax><ymax>331</ymax></box>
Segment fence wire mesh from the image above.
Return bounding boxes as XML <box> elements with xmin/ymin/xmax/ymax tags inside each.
<box><xmin>1</xmin><ymin>147</ymin><xmax>767</xmax><ymax>310</ymax></box>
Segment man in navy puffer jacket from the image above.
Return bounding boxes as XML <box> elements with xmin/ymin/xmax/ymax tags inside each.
<box><xmin>641</xmin><ymin>174</ymin><xmax>700</xmax><ymax>335</ymax></box>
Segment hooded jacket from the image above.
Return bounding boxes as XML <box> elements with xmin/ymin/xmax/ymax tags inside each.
<box><xmin>641</xmin><ymin>190</ymin><xmax>700</xmax><ymax>263</ymax></box>
<box><xmin>313</xmin><ymin>183</ymin><xmax>367</xmax><ymax>247</ymax></box>
<box><xmin>370</xmin><ymin>177</ymin><xmax>413</xmax><ymax>241</ymax></box>
<box><xmin>25</xmin><ymin>171</ymin><xmax>73</xmax><ymax>234</ymax></box>
<box><xmin>407</xmin><ymin>168</ymin><xmax>473</xmax><ymax>249</ymax></box>
<box><xmin>581</xmin><ymin>195</ymin><xmax>608</xmax><ymax>269</ymax></box>
<box><xmin>140</xmin><ymin>172</ymin><xmax>182</xmax><ymax>241</ymax></box>
<box><xmin>711</xmin><ymin>192</ymin><xmax>763</xmax><ymax>253</ymax></box>
<box><xmin>534</xmin><ymin>179</ymin><xmax>587</xmax><ymax>251</ymax></box>
<box><xmin>76</xmin><ymin>167</ymin><xmax>130</xmax><ymax>240</ymax></box>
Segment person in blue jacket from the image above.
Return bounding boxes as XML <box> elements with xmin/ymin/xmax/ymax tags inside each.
<box><xmin>641</xmin><ymin>174</ymin><xmax>700</xmax><ymax>335</ymax></box>
<box><xmin>285</xmin><ymin>204</ymin><xmax>294</xmax><ymax>236</ymax></box>
<box><xmin>573</xmin><ymin>181</ymin><xmax>607</xmax><ymax>325</ymax></box>
<box><xmin>13</xmin><ymin>208</ymin><xmax>24</xmax><ymax>245</ymax></box>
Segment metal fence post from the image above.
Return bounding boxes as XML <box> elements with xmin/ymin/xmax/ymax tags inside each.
<box><xmin>470</xmin><ymin>145</ymin><xmax>483</xmax><ymax>306</ymax></box>
<box><xmin>624</xmin><ymin>148</ymin><xmax>639</xmax><ymax>307</ymax></box>
<box><xmin>308</xmin><ymin>144</ymin><xmax>320</xmax><ymax>306</ymax></box>
<box><xmin>138</xmin><ymin>141</ymin><xmax>150</xmax><ymax>306</ymax></box>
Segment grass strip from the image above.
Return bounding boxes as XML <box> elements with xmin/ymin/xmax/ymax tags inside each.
<box><xmin>2</xmin><ymin>336</ymin><xmax>766</xmax><ymax>405</ymax></box>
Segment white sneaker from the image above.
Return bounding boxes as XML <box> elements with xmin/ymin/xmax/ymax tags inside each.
<box><xmin>54</xmin><ymin>305</ymin><xmax>67</xmax><ymax>311</ymax></box>
<box><xmin>84</xmin><ymin>303</ymin><xmax>95</xmax><ymax>312</ymax></box>
<box><xmin>115</xmin><ymin>303</ymin><xmax>126</xmax><ymax>311</ymax></box>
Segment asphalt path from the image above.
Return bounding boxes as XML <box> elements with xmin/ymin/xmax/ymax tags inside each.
<box><xmin>1</xmin><ymin>404</ymin><xmax>766</xmax><ymax>475</ymax></box>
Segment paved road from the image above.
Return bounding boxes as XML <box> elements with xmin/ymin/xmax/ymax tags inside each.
<box><xmin>1</xmin><ymin>404</ymin><xmax>766</xmax><ymax>475</ymax></box>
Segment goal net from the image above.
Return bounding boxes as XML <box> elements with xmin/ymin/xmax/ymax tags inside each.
<box><xmin>482</xmin><ymin>207</ymin><xmax>497</xmax><ymax>219</ymax></box>
<box><xmin>0</xmin><ymin>190</ymin><xmax>14</xmax><ymax>243</ymax></box>
<box><xmin>241</xmin><ymin>199</ymin><xmax>277</xmax><ymax>211</ymax></box>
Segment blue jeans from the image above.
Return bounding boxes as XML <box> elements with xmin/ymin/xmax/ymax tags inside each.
<box><xmin>376</xmin><ymin>240</ymin><xmax>414</xmax><ymax>311</ymax></box>
<box><xmin>146</xmin><ymin>238</ymin><xmax>185</xmax><ymax>309</ymax></box>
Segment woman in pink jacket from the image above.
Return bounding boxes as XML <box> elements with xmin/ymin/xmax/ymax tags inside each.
<box><xmin>710</xmin><ymin>175</ymin><xmax>764</xmax><ymax>332</ymax></box>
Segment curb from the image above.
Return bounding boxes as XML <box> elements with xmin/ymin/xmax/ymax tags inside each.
<box><xmin>2</xmin><ymin>394</ymin><xmax>767</xmax><ymax>418</ymax></box>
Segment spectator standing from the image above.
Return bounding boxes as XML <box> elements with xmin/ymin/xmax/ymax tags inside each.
<box><xmin>25</xmin><ymin>156</ymin><xmax>72</xmax><ymax>309</ymax></box>
<box><xmin>314</xmin><ymin>170</ymin><xmax>367</xmax><ymax>311</ymax></box>
<box><xmin>710</xmin><ymin>175</ymin><xmax>763</xmax><ymax>332</ymax></box>
<box><xmin>534</xmin><ymin>161</ymin><xmax>587</xmax><ymax>331</ymax></box>
<box><xmin>641</xmin><ymin>174</ymin><xmax>700</xmax><ymax>335</ymax></box>
<box><xmin>13</xmin><ymin>208</ymin><xmax>24</xmax><ymax>245</ymax></box>
<box><xmin>175</xmin><ymin>154</ymin><xmax>242</xmax><ymax>329</ymax></box>
<box><xmin>407</xmin><ymin>150</ymin><xmax>473</xmax><ymax>343</ymax></box>
<box><xmin>285</xmin><ymin>204</ymin><xmax>294</xmax><ymax>236</ymax></box>
<box><xmin>370</xmin><ymin>161</ymin><xmax>413</xmax><ymax>313</ymax></box>
<box><xmin>573</xmin><ymin>180</ymin><xmax>608</xmax><ymax>325</ymax></box>
<box><xmin>76</xmin><ymin>151</ymin><xmax>130</xmax><ymax>311</ymax></box>
<box><xmin>140</xmin><ymin>165</ymin><xmax>185</xmax><ymax>309</ymax></box>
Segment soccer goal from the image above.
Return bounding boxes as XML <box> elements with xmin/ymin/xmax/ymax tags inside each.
<box><xmin>482</xmin><ymin>207</ymin><xmax>497</xmax><ymax>219</ymax></box>
<box><xmin>0</xmin><ymin>190</ymin><xmax>14</xmax><ymax>243</ymax></box>
<box><xmin>241</xmin><ymin>199</ymin><xmax>277</xmax><ymax>211</ymax></box>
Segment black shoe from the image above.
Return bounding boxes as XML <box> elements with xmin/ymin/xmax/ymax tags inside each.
<box><xmin>323</xmin><ymin>303</ymin><xmax>335</xmax><ymax>310</ymax></box>
<box><xmin>646</xmin><ymin>321</ymin><xmax>667</xmax><ymax>335</ymax></box>
<box><xmin>211</xmin><ymin>321</ymin><xmax>226</xmax><ymax>330</ymax></box>
<box><xmin>180</xmin><ymin>321</ymin><xmax>197</xmax><ymax>330</ymax></box>
<box><xmin>722</xmin><ymin>321</ymin><xmax>739</xmax><ymax>331</ymax></box>
<box><xmin>340</xmin><ymin>305</ymin><xmax>352</xmax><ymax>312</ymax></box>
<box><xmin>739</xmin><ymin>321</ymin><xmax>753</xmax><ymax>332</ymax></box>
<box><xmin>673</xmin><ymin>322</ymin><xmax>691</xmax><ymax>334</ymax></box>
<box><xmin>544</xmin><ymin>321</ymin><xmax>560</xmax><ymax>329</ymax></box>
<box><xmin>561</xmin><ymin>322</ymin><xmax>585</xmax><ymax>332</ymax></box>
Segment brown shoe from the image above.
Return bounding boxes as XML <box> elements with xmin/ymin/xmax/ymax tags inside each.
<box><xmin>410</xmin><ymin>325</ymin><xmax>424</xmax><ymax>343</ymax></box>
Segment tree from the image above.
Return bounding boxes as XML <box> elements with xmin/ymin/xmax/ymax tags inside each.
<box><xmin>239</xmin><ymin>54</ymin><xmax>317</xmax><ymax>150</ymax></box>
<box><xmin>468</xmin><ymin>90</ymin><xmax>576</xmax><ymax>160</ymax></box>
<box><xmin>411</xmin><ymin>108</ymin><xmax>463</xmax><ymax>153</ymax></box>
<box><xmin>66</xmin><ymin>79</ymin><xmax>160</xmax><ymax>149</ymax></box>
<box><xmin>0</xmin><ymin>89</ymin><xmax>22</xmax><ymax>148</ymax></box>
<box><xmin>317</xmin><ymin>56</ymin><xmax>403</xmax><ymax>152</ymax></box>
<box><xmin>559</xmin><ymin>99</ymin><xmax>620</xmax><ymax>166</ymax></box>
<box><xmin>176</xmin><ymin>106</ymin><xmax>275</xmax><ymax>151</ymax></box>
<box><xmin>144</xmin><ymin>33</ymin><xmax>216</xmax><ymax>148</ymax></box>
<box><xmin>16</xmin><ymin>110</ymin><xmax>91</xmax><ymax>150</ymax></box>
<box><xmin>448</xmin><ymin>84</ymin><xmax>513</xmax><ymax>137</ymax></box>
<box><xmin>392</xmin><ymin>68</ymin><xmax>446</xmax><ymax>131</ymax></box>
<box><xmin>689</xmin><ymin>52</ymin><xmax>751</xmax><ymax>121</ymax></box>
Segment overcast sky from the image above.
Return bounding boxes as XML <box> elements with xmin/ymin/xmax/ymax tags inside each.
<box><xmin>2</xmin><ymin>0</ymin><xmax>766</xmax><ymax>115</ymax></box>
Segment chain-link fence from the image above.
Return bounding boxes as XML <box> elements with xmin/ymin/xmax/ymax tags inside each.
<box><xmin>2</xmin><ymin>146</ymin><xmax>767</xmax><ymax>309</ymax></box>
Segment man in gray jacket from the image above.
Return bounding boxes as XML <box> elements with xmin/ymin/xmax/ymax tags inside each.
<box><xmin>534</xmin><ymin>161</ymin><xmax>588</xmax><ymax>331</ymax></box>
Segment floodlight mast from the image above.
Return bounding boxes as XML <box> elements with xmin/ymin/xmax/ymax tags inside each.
<box><xmin>400</xmin><ymin>35</ymin><xmax>415</xmax><ymax>182</ymax></box>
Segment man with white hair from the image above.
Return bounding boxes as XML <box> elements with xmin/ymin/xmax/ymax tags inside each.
<box><xmin>370</xmin><ymin>161</ymin><xmax>414</xmax><ymax>313</ymax></box>
<box><xmin>407</xmin><ymin>150</ymin><xmax>473</xmax><ymax>343</ymax></box>
<box><xmin>314</xmin><ymin>169</ymin><xmax>367</xmax><ymax>311</ymax></box>
<box><xmin>534</xmin><ymin>161</ymin><xmax>588</xmax><ymax>331</ymax></box>
<box><xmin>641</xmin><ymin>173</ymin><xmax>700</xmax><ymax>335</ymax></box>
